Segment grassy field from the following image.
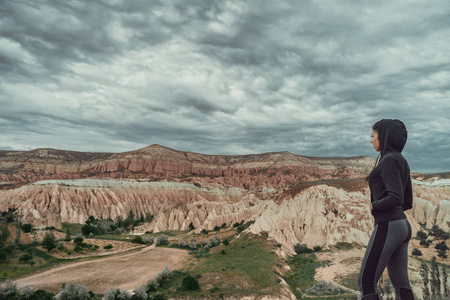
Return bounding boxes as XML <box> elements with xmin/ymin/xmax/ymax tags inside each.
<box><xmin>159</xmin><ymin>233</ymin><xmax>286</xmax><ymax>298</ymax></box>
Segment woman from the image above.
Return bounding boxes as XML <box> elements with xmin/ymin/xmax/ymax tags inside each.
<box><xmin>358</xmin><ymin>119</ymin><xmax>414</xmax><ymax>300</ymax></box>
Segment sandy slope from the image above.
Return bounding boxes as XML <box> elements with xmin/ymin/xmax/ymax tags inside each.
<box><xmin>14</xmin><ymin>245</ymin><xmax>189</xmax><ymax>294</ymax></box>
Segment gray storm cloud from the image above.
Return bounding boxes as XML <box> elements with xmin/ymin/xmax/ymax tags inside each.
<box><xmin>0</xmin><ymin>0</ymin><xmax>449</xmax><ymax>173</ymax></box>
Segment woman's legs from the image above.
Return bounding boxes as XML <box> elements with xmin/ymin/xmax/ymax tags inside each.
<box><xmin>358</xmin><ymin>219</ymin><xmax>413</xmax><ymax>300</ymax></box>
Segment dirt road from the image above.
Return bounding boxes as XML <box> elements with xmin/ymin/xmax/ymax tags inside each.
<box><xmin>15</xmin><ymin>245</ymin><xmax>189</xmax><ymax>294</ymax></box>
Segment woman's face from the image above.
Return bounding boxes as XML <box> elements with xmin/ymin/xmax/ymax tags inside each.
<box><xmin>371</xmin><ymin>129</ymin><xmax>380</xmax><ymax>152</ymax></box>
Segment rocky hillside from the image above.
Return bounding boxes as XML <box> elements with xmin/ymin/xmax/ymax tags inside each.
<box><xmin>1</xmin><ymin>145</ymin><xmax>448</xmax><ymax>253</ymax></box>
<box><xmin>0</xmin><ymin>144</ymin><xmax>372</xmax><ymax>189</ymax></box>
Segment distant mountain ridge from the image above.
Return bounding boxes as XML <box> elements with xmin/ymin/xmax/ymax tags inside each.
<box><xmin>0</xmin><ymin>144</ymin><xmax>374</xmax><ymax>189</ymax></box>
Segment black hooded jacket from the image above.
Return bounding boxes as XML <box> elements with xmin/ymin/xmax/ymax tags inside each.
<box><xmin>368</xmin><ymin>119</ymin><xmax>413</xmax><ymax>224</ymax></box>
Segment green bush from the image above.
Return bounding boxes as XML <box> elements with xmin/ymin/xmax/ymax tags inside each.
<box><xmin>131</xmin><ymin>236</ymin><xmax>144</xmax><ymax>244</ymax></box>
<box><xmin>74</xmin><ymin>237</ymin><xmax>84</xmax><ymax>244</ymax></box>
<box><xmin>294</xmin><ymin>243</ymin><xmax>313</xmax><ymax>254</ymax></box>
<box><xmin>104</xmin><ymin>244</ymin><xmax>113</xmax><ymax>250</ymax></box>
<box><xmin>22</xmin><ymin>223</ymin><xmax>33</xmax><ymax>233</ymax></box>
<box><xmin>313</xmin><ymin>246</ymin><xmax>322</xmax><ymax>252</ymax></box>
<box><xmin>31</xmin><ymin>289</ymin><xmax>55</xmax><ymax>299</ymax></box>
<box><xmin>412</xmin><ymin>248</ymin><xmax>423</xmax><ymax>257</ymax></box>
<box><xmin>181</xmin><ymin>275</ymin><xmax>200</xmax><ymax>291</ymax></box>
<box><xmin>19</xmin><ymin>253</ymin><xmax>33</xmax><ymax>263</ymax></box>
<box><xmin>223</xmin><ymin>239</ymin><xmax>230</xmax><ymax>246</ymax></box>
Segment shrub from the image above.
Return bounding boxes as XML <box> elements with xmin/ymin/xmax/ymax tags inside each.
<box><xmin>194</xmin><ymin>273</ymin><xmax>202</xmax><ymax>279</ymax></box>
<box><xmin>22</xmin><ymin>223</ymin><xmax>33</xmax><ymax>233</ymax></box>
<box><xmin>209</xmin><ymin>236</ymin><xmax>221</xmax><ymax>247</ymax></box>
<box><xmin>181</xmin><ymin>275</ymin><xmax>200</xmax><ymax>291</ymax></box>
<box><xmin>142</xmin><ymin>236</ymin><xmax>154</xmax><ymax>245</ymax></box>
<box><xmin>223</xmin><ymin>239</ymin><xmax>230</xmax><ymax>246</ymax></box>
<box><xmin>156</xmin><ymin>234</ymin><xmax>169</xmax><ymax>246</ymax></box>
<box><xmin>294</xmin><ymin>243</ymin><xmax>313</xmax><ymax>254</ymax></box>
<box><xmin>64</xmin><ymin>230</ymin><xmax>72</xmax><ymax>242</ymax></box>
<box><xmin>19</xmin><ymin>253</ymin><xmax>33</xmax><ymax>263</ymax></box>
<box><xmin>156</xmin><ymin>266</ymin><xmax>173</xmax><ymax>287</ymax></box>
<box><xmin>313</xmin><ymin>246</ymin><xmax>323</xmax><ymax>252</ymax></box>
<box><xmin>58</xmin><ymin>244</ymin><xmax>65</xmax><ymax>251</ymax></box>
<box><xmin>55</xmin><ymin>282</ymin><xmax>91</xmax><ymax>300</ymax></box>
<box><xmin>417</xmin><ymin>230</ymin><xmax>428</xmax><ymax>240</ymax></box>
<box><xmin>435</xmin><ymin>241</ymin><xmax>449</xmax><ymax>251</ymax></box>
<box><xmin>131</xmin><ymin>236</ymin><xmax>144</xmax><ymax>244</ymax></box>
<box><xmin>103</xmin><ymin>287</ymin><xmax>132</xmax><ymax>300</ymax></box>
<box><xmin>221</xmin><ymin>249</ymin><xmax>226</xmax><ymax>255</ymax></box>
<box><xmin>420</xmin><ymin>239</ymin><xmax>431</xmax><ymax>248</ymax></box>
<box><xmin>133</xmin><ymin>285</ymin><xmax>147</xmax><ymax>300</ymax></box>
<box><xmin>201</xmin><ymin>229</ymin><xmax>208</xmax><ymax>235</ymax></box>
<box><xmin>221</xmin><ymin>223</ymin><xmax>227</xmax><ymax>228</ymax></box>
<box><xmin>74</xmin><ymin>237</ymin><xmax>84</xmax><ymax>244</ymax></box>
<box><xmin>30</xmin><ymin>289</ymin><xmax>55</xmax><ymax>299</ymax></box>
<box><xmin>213</xmin><ymin>226</ymin><xmax>220</xmax><ymax>231</ymax></box>
<box><xmin>0</xmin><ymin>279</ymin><xmax>17</xmax><ymax>298</ymax></box>
<box><xmin>19</xmin><ymin>285</ymin><xmax>36</xmax><ymax>299</ymax></box>
<box><xmin>308</xmin><ymin>280</ymin><xmax>346</xmax><ymax>295</ymax></box>
<box><xmin>188</xmin><ymin>237</ymin><xmax>197</xmax><ymax>249</ymax></box>
<box><xmin>430</xmin><ymin>225</ymin><xmax>445</xmax><ymax>237</ymax></box>
<box><xmin>74</xmin><ymin>245</ymin><xmax>83</xmax><ymax>253</ymax></box>
<box><xmin>178</xmin><ymin>239</ymin><xmax>187</xmax><ymax>248</ymax></box>
<box><xmin>412</xmin><ymin>248</ymin><xmax>423</xmax><ymax>257</ymax></box>
<box><xmin>146</xmin><ymin>278</ymin><xmax>158</xmax><ymax>292</ymax></box>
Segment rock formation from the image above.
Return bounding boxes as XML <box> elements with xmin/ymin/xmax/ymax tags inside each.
<box><xmin>1</xmin><ymin>145</ymin><xmax>449</xmax><ymax>253</ymax></box>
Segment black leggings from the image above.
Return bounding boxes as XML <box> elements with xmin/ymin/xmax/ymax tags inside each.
<box><xmin>358</xmin><ymin>218</ymin><xmax>414</xmax><ymax>300</ymax></box>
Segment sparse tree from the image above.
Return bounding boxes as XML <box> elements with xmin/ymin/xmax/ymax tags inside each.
<box><xmin>420</xmin><ymin>262</ymin><xmax>431</xmax><ymax>300</ymax></box>
<box><xmin>41</xmin><ymin>233</ymin><xmax>57</xmax><ymax>252</ymax></box>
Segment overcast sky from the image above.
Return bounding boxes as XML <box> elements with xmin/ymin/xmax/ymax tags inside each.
<box><xmin>1</xmin><ymin>0</ymin><xmax>449</xmax><ymax>173</ymax></box>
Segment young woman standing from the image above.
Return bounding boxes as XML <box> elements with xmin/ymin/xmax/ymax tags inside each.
<box><xmin>358</xmin><ymin>119</ymin><xmax>414</xmax><ymax>300</ymax></box>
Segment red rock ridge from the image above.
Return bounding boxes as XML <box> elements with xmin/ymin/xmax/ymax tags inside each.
<box><xmin>0</xmin><ymin>144</ymin><xmax>374</xmax><ymax>189</ymax></box>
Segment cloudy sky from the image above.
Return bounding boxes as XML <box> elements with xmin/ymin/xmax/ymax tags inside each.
<box><xmin>1</xmin><ymin>0</ymin><xmax>449</xmax><ymax>173</ymax></box>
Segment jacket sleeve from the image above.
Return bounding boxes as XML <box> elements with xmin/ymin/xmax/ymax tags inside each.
<box><xmin>371</xmin><ymin>156</ymin><xmax>404</xmax><ymax>211</ymax></box>
<box><xmin>402</xmin><ymin>176</ymin><xmax>413</xmax><ymax>211</ymax></box>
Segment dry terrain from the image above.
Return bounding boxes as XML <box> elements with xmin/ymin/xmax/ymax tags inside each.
<box><xmin>14</xmin><ymin>245</ymin><xmax>189</xmax><ymax>294</ymax></box>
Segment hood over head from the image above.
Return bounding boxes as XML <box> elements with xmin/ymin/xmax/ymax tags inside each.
<box><xmin>375</xmin><ymin>119</ymin><xmax>408</xmax><ymax>156</ymax></box>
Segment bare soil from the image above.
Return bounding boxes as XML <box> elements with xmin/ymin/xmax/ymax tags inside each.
<box><xmin>14</xmin><ymin>245</ymin><xmax>189</xmax><ymax>294</ymax></box>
